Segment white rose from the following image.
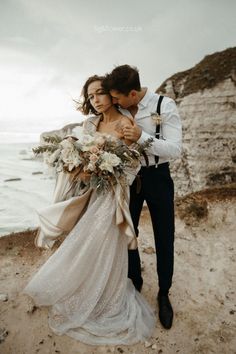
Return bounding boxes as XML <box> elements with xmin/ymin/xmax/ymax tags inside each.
<box><xmin>80</xmin><ymin>135</ymin><xmax>95</xmax><ymax>151</ymax></box>
<box><xmin>61</xmin><ymin>147</ymin><xmax>81</xmax><ymax>170</ymax></box>
<box><xmin>71</xmin><ymin>151</ymin><xmax>82</xmax><ymax>166</ymax></box>
<box><xmin>99</xmin><ymin>152</ymin><xmax>121</xmax><ymax>173</ymax></box>
<box><xmin>103</xmin><ymin>152</ymin><xmax>121</xmax><ymax>166</ymax></box>
<box><xmin>81</xmin><ymin>134</ymin><xmax>94</xmax><ymax>145</ymax></box>
<box><xmin>94</xmin><ymin>135</ymin><xmax>105</xmax><ymax>146</ymax></box>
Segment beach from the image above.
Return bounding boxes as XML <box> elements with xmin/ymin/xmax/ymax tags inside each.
<box><xmin>0</xmin><ymin>186</ymin><xmax>235</xmax><ymax>353</ymax></box>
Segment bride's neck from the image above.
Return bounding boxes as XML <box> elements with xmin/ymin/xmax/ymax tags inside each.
<box><xmin>101</xmin><ymin>106</ymin><xmax>120</xmax><ymax>123</ymax></box>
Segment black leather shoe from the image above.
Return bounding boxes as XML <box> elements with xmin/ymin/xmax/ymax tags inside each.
<box><xmin>157</xmin><ymin>293</ymin><xmax>173</xmax><ymax>329</ymax></box>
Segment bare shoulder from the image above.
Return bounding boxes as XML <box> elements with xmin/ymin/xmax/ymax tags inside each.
<box><xmin>120</xmin><ymin>115</ymin><xmax>133</xmax><ymax>126</ymax></box>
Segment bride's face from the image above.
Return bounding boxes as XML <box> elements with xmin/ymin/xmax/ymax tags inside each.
<box><xmin>87</xmin><ymin>81</ymin><xmax>112</xmax><ymax>113</ymax></box>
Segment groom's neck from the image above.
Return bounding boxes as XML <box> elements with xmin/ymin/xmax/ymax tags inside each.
<box><xmin>127</xmin><ymin>87</ymin><xmax>147</xmax><ymax>117</ymax></box>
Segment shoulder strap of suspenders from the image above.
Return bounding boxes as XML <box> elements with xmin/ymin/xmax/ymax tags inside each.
<box><xmin>155</xmin><ymin>95</ymin><xmax>164</xmax><ymax>167</ymax></box>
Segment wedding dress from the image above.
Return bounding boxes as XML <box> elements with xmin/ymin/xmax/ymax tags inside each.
<box><xmin>22</xmin><ymin>116</ymin><xmax>156</xmax><ymax>345</ymax></box>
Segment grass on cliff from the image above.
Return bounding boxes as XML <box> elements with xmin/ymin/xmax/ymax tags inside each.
<box><xmin>175</xmin><ymin>183</ymin><xmax>236</xmax><ymax>224</ymax></box>
<box><xmin>157</xmin><ymin>47</ymin><xmax>236</xmax><ymax>98</ymax></box>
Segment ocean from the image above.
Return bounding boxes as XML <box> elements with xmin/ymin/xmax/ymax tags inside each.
<box><xmin>0</xmin><ymin>142</ymin><xmax>56</xmax><ymax>236</ymax></box>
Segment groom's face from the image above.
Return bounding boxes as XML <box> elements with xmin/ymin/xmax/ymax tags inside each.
<box><xmin>109</xmin><ymin>90</ymin><xmax>134</xmax><ymax>109</ymax></box>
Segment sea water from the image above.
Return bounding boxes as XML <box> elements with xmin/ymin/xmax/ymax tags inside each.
<box><xmin>0</xmin><ymin>142</ymin><xmax>55</xmax><ymax>236</ymax></box>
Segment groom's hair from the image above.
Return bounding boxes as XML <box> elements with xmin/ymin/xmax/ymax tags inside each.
<box><xmin>103</xmin><ymin>65</ymin><xmax>141</xmax><ymax>96</ymax></box>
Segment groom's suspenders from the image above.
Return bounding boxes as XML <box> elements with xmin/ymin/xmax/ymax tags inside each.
<box><xmin>135</xmin><ymin>95</ymin><xmax>164</xmax><ymax>193</ymax></box>
<box><xmin>155</xmin><ymin>95</ymin><xmax>164</xmax><ymax>167</ymax></box>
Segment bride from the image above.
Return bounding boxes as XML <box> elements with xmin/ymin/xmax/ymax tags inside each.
<box><xmin>22</xmin><ymin>75</ymin><xmax>156</xmax><ymax>345</ymax></box>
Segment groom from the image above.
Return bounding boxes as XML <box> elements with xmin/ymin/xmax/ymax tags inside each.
<box><xmin>103</xmin><ymin>65</ymin><xmax>182</xmax><ymax>329</ymax></box>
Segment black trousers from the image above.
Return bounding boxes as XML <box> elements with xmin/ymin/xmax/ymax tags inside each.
<box><xmin>128</xmin><ymin>163</ymin><xmax>175</xmax><ymax>293</ymax></box>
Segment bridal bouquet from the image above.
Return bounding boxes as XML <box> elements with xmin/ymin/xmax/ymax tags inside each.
<box><xmin>33</xmin><ymin>133</ymin><xmax>153</xmax><ymax>193</ymax></box>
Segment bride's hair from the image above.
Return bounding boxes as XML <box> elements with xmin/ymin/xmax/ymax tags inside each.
<box><xmin>75</xmin><ymin>75</ymin><xmax>108</xmax><ymax>116</ymax></box>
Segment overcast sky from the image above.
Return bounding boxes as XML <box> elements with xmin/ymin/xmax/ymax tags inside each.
<box><xmin>0</xmin><ymin>0</ymin><xmax>235</xmax><ymax>140</ymax></box>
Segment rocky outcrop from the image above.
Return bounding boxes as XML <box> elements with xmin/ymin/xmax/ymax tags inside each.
<box><xmin>157</xmin><ymin>47</ymin><xmax>236</xmax><ymax>196</ymax></box>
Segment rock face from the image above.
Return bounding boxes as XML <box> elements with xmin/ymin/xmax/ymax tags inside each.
<box><xmin>157</xmin><ymin>47</ymin><xmax>236</xmax><ymax>196</ymax></box>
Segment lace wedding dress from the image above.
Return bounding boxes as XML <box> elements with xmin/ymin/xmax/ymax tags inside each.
<box><xmin>22</xmin><ymin>117</ymin><xmax>156</xmax><ymax>345</ymax></box>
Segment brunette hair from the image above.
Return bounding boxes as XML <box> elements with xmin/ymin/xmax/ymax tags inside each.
<box><xmin>76</xmin><ymin>75</ymin><xmax>107</xmax><ymax>115</ymax></box>
<box><xmin>103</xmin><ymin>65</ymin><xmax>141</xmax><ymax>96</ymax></box>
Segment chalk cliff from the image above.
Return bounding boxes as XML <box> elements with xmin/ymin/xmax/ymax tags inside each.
<box><xmin>157</xmin><ymin>47</ymin><xmax>236</xmax><ymax>195</ymax></box>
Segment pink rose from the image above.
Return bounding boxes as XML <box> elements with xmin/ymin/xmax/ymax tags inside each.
<box><xmin>90</xmin><ymin>154</ymin><xmax>99</xmax><ymax>163</ymax></box>
<box><xmin>89</xmin><ymin>145</ymin><xmax>99</xmax><ymax>154</ymax></box>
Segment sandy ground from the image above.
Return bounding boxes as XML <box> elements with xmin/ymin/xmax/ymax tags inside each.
<box><xmin>0</xmin><ymin>186</ymin><xmax>236</xmax><ymax>354</ymax></box>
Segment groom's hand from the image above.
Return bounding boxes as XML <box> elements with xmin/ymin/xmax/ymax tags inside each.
<box><xmin>123</xmin><ymin>121</ymin><xmax>142</xmax><ymax>142</ymax></box>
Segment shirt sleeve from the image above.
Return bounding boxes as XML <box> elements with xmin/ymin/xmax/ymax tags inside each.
<box><xmin>137</xmin><ymin>98</ymin><xmax>182</xmax><ymax>159</ymax></box>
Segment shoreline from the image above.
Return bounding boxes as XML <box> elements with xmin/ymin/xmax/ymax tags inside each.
<box><xmin>1</xmin><ymin>184</ymin><xmax>235</xmax><ymax>240</ymax></box>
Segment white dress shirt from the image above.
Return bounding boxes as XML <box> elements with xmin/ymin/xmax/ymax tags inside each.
<box><xmin>119</xmin><ymin>89</ymin><xmax>182</xmax><ymax>166</ymax></box>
